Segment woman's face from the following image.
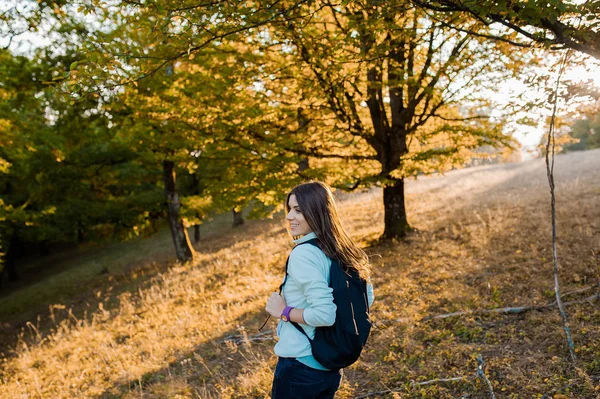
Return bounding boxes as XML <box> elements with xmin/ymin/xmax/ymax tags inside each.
<box><xmin>286</xmin><ymin>194</ymin><xmax>313</xmax><ymax>236</ymax></box>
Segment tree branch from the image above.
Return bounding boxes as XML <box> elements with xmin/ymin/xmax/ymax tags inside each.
<box><xmin>355</xmin><ymin>355</ymin><xmax>497</xmax><ymax>398</ymax></box>
<box><xmin>421</xmin><ymin>9</ymin><xmax>534</xmax><ymax>49</ymax></box>
<box><xmin>432</xmin><ymin>114</ymin><xmax>490</xmax><ymax>122</ymax></box>
<box><xmin>410</xmin><ymin>0</ymin><xmax>600</xmax><ymax>59</ymax></box>
<box><xmin>412</xmin><ymin>34</ymin><xmax>469</xmax><ymax>108</ymax></box>
<box><xmin>97</xmin><ymin>0</ymin><xmax>312</xmax><ymax>90</ymax></box>
<box><xmin>393</xmin><ymin>293</ymin><xmax>600</xmax><ymax>324</ymax></box>
<box><xmin>244</xmin><ymin>129</ymin><xmax>377</xmax><ymax>161</ymax></box>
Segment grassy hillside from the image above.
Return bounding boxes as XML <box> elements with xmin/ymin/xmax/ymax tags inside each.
<box><xmin>0</xmin><ymin>149</ymin><xmax>599</xmax><ymax>398</ymax></box>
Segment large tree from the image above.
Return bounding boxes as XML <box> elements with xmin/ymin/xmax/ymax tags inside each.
<box><xmin>1</xmin><ymin>0</ymin><xmax>306</xmax><ymax>264</ymax></box>
<box><xmin>96</xmin><ymin>15</ymin><xmax>304</xmax><ymax>260</ymax></box>
<box><xmin>75</xmin><ymin>0</ymin><xmax>528</xmax><ymax>240</ymax></box>
<box><xmin>252</xmin><ymin>0</ymin><xmax>524</xmax><ymax>238</ymax></box>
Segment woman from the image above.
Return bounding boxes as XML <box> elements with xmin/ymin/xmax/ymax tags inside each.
<box><xmin>265</xmin><ymin>181</ymin><xmax>374</xmax><ymax>399</ymax></box>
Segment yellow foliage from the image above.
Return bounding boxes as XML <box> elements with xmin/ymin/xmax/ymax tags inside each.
<box><xmin>0</xmin><ymin>158</ymin><xmax>11</xmax><ymax>174</ymax></box>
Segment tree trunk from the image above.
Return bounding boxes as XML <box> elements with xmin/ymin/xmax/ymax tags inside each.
<box><xmin>232</xmin><ymin>208</ymin><xmax>244</xmax><ymax>227</ymax></box>
<box><xmin>38</xmin><ymin>240</ymin><xmax>51</xmax><ymax>256</ymax></box>
<box><xmin>382</xmin><ymin>178</ymin><xmax>411</xmax><ymax>239</ymax></box>
<box><xmin>297</xmin><ymin>158</ymin><xmax>309</xmax><ymax>172</ymax></box>
<box><xmin>190</xmin><ymin>173</ymin><xmax>202</xmax><ymax>242</ymax></box>
<box><xmin>0</xmin><ymin>235</ymin><xmax>20</xmax><ymax>288</ymax></box>
<box><xmin>76</xmin><ymin>223</ymin><xmax>86</xmax><ymax>244</ymax></box>
<box><xmin>163</xmin><ymin>160</ymin><xmax>196</xmax><ymax>262</ymax></box>
<box><xmin>296</xmin><ymin>107</ymin><xmax>310</xmax><ymax>174</ymax></box>
<box><xmin>5</xmin><ymin>249</ymin><xmax>19</xmax><ymax>282</ymax></box>
<box><xmin>194</xmin><ymin>224</ymin><xmax>201</xmax><ymax>243</ymax></box>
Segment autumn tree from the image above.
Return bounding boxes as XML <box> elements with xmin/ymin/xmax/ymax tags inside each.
<box><xmin>563</xmin><ymin>117</ymin><xmax>600</xmax><ymax>151</ymax></box>
<box><xmin>90</xmin><ymin>11</ymin><xmax>305</xmax><ymax>260</ymax></box>
<box><xmin>2</xmin><ymin>0</ymin><xmax>307</xmax><ymax>264</ymax></box>
<box><xmin>72</xmin><ymin>0</ymin><xmax>529</xmax><ymax>240</ymax></box>
<box><xmin>2</xmin><ymin>0</ymin><xmax>537</xmax><ymax>247</ymax></box>
<box><xmin>251</xmin><ymin>0</ymin><xmax>525</xmax><ymax>238</ymax></box>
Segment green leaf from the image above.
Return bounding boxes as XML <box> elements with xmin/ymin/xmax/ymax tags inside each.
<box><xmin>70</xmin><ymin>61</ymin><xmax>79</xmax><ymax>70</ymax></box>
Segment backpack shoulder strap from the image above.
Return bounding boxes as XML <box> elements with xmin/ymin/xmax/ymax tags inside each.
<box><xmin>283</xmin><ymin>238</ymin><xmax>322</xmax><ymax>338</ymax></box>
<box><xmin>278</xmin><ymin>238</ymin><xmax>321</xmax><ymax>293</ymax></box>
<box><xmin>290</xmin><ymin>320</ymin><xmax>311</xmax><ymax>340</ymax></box>
<box><xmin>301</xmin><ymin>238</ymin><xmax>320</xmax><ymax>248</ymax></box>
<box><xmin>278</xmin><ymin>257</ymin><xmax>291</xmax><ymax>294</ymax></box>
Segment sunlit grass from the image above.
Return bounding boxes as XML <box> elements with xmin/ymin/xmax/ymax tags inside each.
<box><xmin>1</xmin><ymin>149</ymin><xmax>599</xmax><ymax>398</ymax></box>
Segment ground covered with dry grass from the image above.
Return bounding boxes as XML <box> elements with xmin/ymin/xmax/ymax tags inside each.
<box><xmin>0</xmin><ymin>149</ymin><xmax>599</xmax><ymax>398</ymax></box>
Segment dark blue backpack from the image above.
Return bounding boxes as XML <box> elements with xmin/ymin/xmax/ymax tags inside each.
<box><xmin>282</xmin><ymin>239</ymin><xmax>372</xmax><ymax>370</ymax></box>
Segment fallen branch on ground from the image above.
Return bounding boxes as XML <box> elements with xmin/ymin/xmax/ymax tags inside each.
<box><xmin>560</xmin><ymin>284</ymin><xmax>599</xmax><ymax>299</ymax></box>
<box><xmin>393</xmin><ymin>291</ymin><xmax>600</xmax><ymax>324</ymax></box>
<box><xmin>354</xmin><ymin>354</ymin><xmax>497</xmax><ymax>398</ymax></box>
<box><xmin>220</xmin><ymin>329</ymin><xmax>275</xmax><ymax>345</ymax></box>
<box><xmin>412</xmin><ymin>376</ymin><xmax>466</xmax><ymax>386</ymax></box>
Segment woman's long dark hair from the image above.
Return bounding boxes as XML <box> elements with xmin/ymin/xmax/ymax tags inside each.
<box><xmin>285</xmin><ymin>181</ymin><xmax>370</xmax><ymax>281</ymax></box>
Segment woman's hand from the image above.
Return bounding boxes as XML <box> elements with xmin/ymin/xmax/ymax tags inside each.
<box><xmin>266</xmin><ymin>292</ymin><xmax>287</xmax><ymax>318</ymax></box>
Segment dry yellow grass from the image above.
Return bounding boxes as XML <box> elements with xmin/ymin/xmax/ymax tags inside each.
<box><xmin>0</xmin><ymin>149</ymin><xmax>599</xmax><ymax>398</ymax></box>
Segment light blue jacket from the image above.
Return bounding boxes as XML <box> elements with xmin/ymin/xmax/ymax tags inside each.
<box><xmin>274</xmin><ymin>232</ymin><xmax>375</xmax><ymax>370</ymax></box>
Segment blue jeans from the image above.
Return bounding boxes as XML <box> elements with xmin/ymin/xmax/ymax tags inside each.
<box><xmin>271</xmin><ymin>357</ymin><xmax>343</xmax><ymax>399</ymax></box>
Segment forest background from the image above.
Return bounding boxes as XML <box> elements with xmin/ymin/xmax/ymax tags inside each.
<box><xmin>0</xmin><ymin>0</ymin><xmax>599</xmax><ymax>398</ymax></box>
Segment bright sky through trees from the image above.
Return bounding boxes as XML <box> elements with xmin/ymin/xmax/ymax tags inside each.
<box><xmin>506</xmin><ymin>56</ymin><xmax>599</xmax><ymax>156</ymax></box>
<box><xmin>493</xmin><ymin>57</ymin><xmax>600</xmax><ymax>157</ymax></box>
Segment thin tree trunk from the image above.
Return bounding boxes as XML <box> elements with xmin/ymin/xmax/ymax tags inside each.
<box><xmin>296</xmin><ymin>108</ymin><xmax>309</xmax><ymax>173</ymax></box>
<box><xmin>296</xmin><ymin>158</ymin><xmax>309</xmax><ymax>172</ymax></box>
<box><xmin>0</xmin><ymin>235</ymin><xmax>20</xmax><ymax>288</ymax></box>
<box><xmin>163</xmin><ymin>160</ymin><xmax>195</xmax><ymax>262</ymax></box>
<box><xmin>232</xmin><ymin>208</ymin><xmax>244</xmax><ymax>227</ymax></box>
<box><xmin>382</xmin><ymin>178</ymin><xmax>410</xmax><ymax>239</ymax></box>
<box><xmin>194</xmin><ymin>223</ymin><xmax>200</xmax><ymax>243</ymax></box>
<box><xmin>190</xmin><ymin>174</ymin><xmax>202</xmax><ymax>243</ymax></box>
<box><xmin>38</xmin><ymin>240</ymin><xmax>51</xmax><ymax>256</ymax></box>
<box><xmin>76</xmin><ymin>223</ymin><xmax>85</xmax><ymax>244</ymax></box>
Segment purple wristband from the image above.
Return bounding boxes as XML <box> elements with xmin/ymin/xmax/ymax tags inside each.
<box><xmin>281</xmin><ymin>306</ymin><xmax>294</xmax><ymax>322</ymax></box>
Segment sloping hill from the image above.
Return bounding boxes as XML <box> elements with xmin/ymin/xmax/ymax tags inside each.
<box><xmin>0</xmin><ymin>149</ymin><xmax>598</xmax><ymax>398</ymax></box>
